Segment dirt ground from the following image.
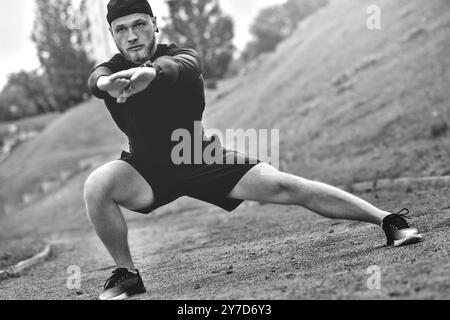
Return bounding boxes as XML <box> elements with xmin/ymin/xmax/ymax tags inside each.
<box><xmin>0</xmin><ymin>184</ymin><xmax>448</xmax><ymax>300</ymax></box>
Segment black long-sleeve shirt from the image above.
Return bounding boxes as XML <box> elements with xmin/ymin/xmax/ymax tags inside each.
<box><xmin>88</xmin><ymin>43</ymin><xmax>206</xmax><ymax>161</ymax></box>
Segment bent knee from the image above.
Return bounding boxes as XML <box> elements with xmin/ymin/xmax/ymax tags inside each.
<box><xmin>84</xmin><ymin>170</ymin><xmax>115</xmax><ymax>204</ymax></box>
<box><xmin>84</xmin><ymin>162</ymin><xmax>155</xmax><ymax>212</ymax></box>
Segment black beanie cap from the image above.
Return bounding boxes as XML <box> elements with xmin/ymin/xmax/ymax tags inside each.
<box><xmin>107</xmin><ymin>0</ymin><xmax>154</xmax><ymax>26</ymax></box>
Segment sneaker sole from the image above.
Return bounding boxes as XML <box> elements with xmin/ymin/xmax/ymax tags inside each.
<box><xmin>100</xmin><ymin>287</ymin><xmax>147</xmax><ymax>301</ymax></box>
<box><xmin>393</xmin><ymin>234</ymin><xmax>423</xmax><ymax>247</ymax></box>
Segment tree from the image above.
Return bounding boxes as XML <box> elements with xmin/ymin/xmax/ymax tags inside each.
<box><xmin>6</xmin><ymin>71</ymin><xmax>56</xmax><ymax>114</ymax></box>
<box><xmin>242</xmin><ymin>0</ymin><xmax>328</xmax><ymax>62</ymax></box>
<box><xmin>31</xmin><ymin>0</ymin><xmax>95</xmax><ymax>112</ymax></box>
<box><xmin>247</xmin><ymin>5</ymin><xmax>291</xmax><ymax>57</ymax></box>
<box><xmin>163</xmin><ymin>0</ymin><xmax>235</xmax><ymax>81</ymax></box>
<box><xmin>0</xmin><ymin>71</ymin><xmax>49</xmax><ymax>121</ymax></box>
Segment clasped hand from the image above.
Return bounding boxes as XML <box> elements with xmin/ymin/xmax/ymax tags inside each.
<box><xmin>97</xmin><ymin>67</ymin><xmax>157</xmax><ymax>103</ymax></box>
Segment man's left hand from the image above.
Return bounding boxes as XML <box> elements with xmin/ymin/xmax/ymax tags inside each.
<box><xmin>109</xmin><ymin>67</ymin><xmax>157</xmax><ymax>103</ymax></box>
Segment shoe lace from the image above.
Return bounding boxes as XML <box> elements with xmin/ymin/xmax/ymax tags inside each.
<box><xmin>388</xmin><ymin>208</ymin><xmax>411</xmax><ymax>229</ymax></box>
<box><xmin>396</xmin><ymin>208</ymin><xmax>411</xmax><ymax>218</ymax></box>
<box><xmin>104</xmin><ymin>268</ymin><xmax>129</xmax><ymax>289</ymax></box>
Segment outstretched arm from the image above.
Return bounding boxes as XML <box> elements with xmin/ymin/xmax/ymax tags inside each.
<box><xmin>152</xmin><ymin>47</ymin><xmax>202</xmax><ymax>85</ymax></box>
<box><xmin>107</xmin><ymin>67</ymin><xmax>157</xmax><ymax>103</ymax></box>
<box><xmin>91</xmin><ymin>46</ymin><xmax>203</xmax><ymax>103</ymax></box>
<box><xmin>88</xmin><ymin>66</ymin><xmax>131</xmax><ymax>100</ymax></box>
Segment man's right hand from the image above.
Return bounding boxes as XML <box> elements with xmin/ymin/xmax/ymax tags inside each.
<box><xmin>97</xmin><ymin>75</ymin><xmax>131</xmax><ymax>99</ymax></box>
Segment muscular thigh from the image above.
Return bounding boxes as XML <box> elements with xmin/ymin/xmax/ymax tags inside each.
<box><xmin>227</xmin><ymin>163</ymin><xmax>287</xmax><ymax>202</ymax></box>
<box><xmin>87</xmin><ymin>160</ymin><xmax>155</xmax><ymax>211</ymax></box>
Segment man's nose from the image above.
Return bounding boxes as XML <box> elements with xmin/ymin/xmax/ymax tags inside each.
<box><xmin>127</xmin><ymin>30</ymin><xmax>138</xmax><ymax>43</ymax></box>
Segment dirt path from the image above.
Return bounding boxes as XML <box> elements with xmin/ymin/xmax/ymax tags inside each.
<box><xmin>0</xmin><ymin>187</ymin><xmax>449</xmax><ymax>300</ymax></box>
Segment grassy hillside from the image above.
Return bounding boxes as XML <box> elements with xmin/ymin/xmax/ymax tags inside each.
<box><xmin>0</xmin><ymin>113</ymin><xmax>59</xmax><ymax>138</ymax></box>
<box><xmin>0</xmin><ymin>100</ymin><xmax>127</xmax><ymax>207</ymax></box>
<box><xmin>204</xmin><ymin>0</ymin><xmax>450</xmax><ymax>185</ymax></box>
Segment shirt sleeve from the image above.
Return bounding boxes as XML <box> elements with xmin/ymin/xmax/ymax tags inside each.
<box><xmin>152</xmin><ymin>44</ymin><xmax>203</xmax><ymax>86</ymax></box>
<box><xmin>87</xmin><ymin>54</ymin><xmax>124</xmax><ymax>100</ymax></box>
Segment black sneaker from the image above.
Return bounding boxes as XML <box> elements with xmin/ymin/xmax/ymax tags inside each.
<box><xmin>382</xmin><ymin>208</ymin><xmax>423</xmax><ymax>247</ymax></box>
<box><xmin>99</xmin><ymin>268</ymin><xmax>146</xmax><ymax>300</ymax></box>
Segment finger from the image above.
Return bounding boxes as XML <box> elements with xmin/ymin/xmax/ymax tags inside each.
<box><xmin>109</xmin><ymin>69</ymin><xmax>135</xmax><ymax>81</ymax></box>
<box><xmin>130</xmin><ymin>69</ymin><xmax>144</xmax><ymax>82</ymax></box>
<box><xmin>112</xmin><ymin>70</ymin><xmax>134</xmax><ymax>80</ymax></box>
<box><xmin>123</xmin><ymin>87</ymin><xmax>136</xmax><ymax>98</ymax></box>
<box><xmin>117</xmin><ymin>86</ymin><xmax>136</xmax><ymax>103</ymax></box>
<box><xmin>113</xmin><ymin>79</ymin><xmax>130</xmax><ymax>88</ymax></box>
<box><xmin>113</xmin><ymin>78</ymin><xmax>129</xmax><ymax>85</ymax></box>
<box><xmin>117</xmin><ymin>96</ymin><xmax>127</xmax><ymax>104</ymax></box>
<box><xmin>117</xmin><ymin>89</ymin><xmax>127</xmax><ymax>103</ymax></box>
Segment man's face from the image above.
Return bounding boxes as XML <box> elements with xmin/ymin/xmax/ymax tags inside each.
<box><xmin>110</xmin><ymin>13</ymin><xmax>157</xmax><ymax>65</ymax></box>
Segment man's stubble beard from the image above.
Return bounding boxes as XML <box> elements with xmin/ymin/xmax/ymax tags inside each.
<box><xmin>120</xmin><ymin>36</ymin><xmax>156</xmax><ymax>65</ymax></box>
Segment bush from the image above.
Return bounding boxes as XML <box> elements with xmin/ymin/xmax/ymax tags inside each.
<box><xmin>430</xmin><ymin>120</ymin><xmax>448</xmax><ymax>138</ymax></box>
<box><xmin>241</xmin><ymin>0</ymin><xmax>329</xmax><ymax>62</ymax></box>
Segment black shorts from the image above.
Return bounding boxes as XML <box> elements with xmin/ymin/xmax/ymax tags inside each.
<box><xmin>119</xmin><ymin>148</ymin><xmax>262</xmax><ymax>214</ymax></box>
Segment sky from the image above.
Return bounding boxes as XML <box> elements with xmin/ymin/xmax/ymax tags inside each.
<box><xmin>0</xmin><ymin>0</ymin><xmax>285</xmax><ymax>90</ymax></box>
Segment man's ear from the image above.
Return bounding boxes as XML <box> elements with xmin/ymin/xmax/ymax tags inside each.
<box><xmin>152</xmin><ymin>16</ymin><xmax>159</xmax><ymax>33</ymax></box>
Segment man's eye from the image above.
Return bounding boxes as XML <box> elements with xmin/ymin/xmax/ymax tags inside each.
<box><xmin>117</xmin><ymin>28</ymin><xmax>126</xmax><ymax>33</ymax></box>
<box><xmin>136</xmin><ymin>23</ymin><xmax>145</xmax><ymax>28</ymax></box>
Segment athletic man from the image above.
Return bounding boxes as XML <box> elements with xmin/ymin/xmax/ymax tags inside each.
<box><xmin>86</xmin><ymin>0</ymin><xmax>423</xmax><ymax>300</ymax></box>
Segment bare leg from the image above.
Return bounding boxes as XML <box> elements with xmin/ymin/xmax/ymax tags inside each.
<box><xmin>84</xmin><ymin>161</ymin><xmax>155</xmax><ymax>270</ymax></box>
<box><xmin>228</xmin><ymin>163</ymin><xmax>389</xmax><ymax>225</ymax></box>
